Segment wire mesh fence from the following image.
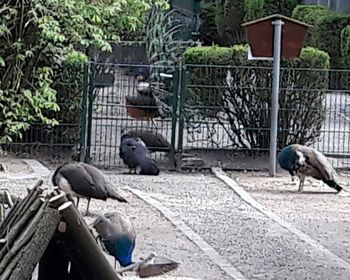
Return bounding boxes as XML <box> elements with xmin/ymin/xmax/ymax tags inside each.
<box><xmin>86</xmin><ymin>63</ymin><xmax>177</xmax><ymax>169</ymax></box>
<box><xmin>3</xmin><ymin>61</ymin><xmax>350</xmax><ymax>170</ymax></box>
<box><xmin>181</xmin><ymin>65</ymin><xmax>350</xmax><ymax>169</ymax></box>
<box><xmin>3</xmin><ymin>77</ymin><xmax>83</xmax><ymax>161</ymax></box>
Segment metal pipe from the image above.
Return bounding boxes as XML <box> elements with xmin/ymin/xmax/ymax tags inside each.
<box><xmin>269</xmin><ymin>19</ymin><xmax>284</xmax><ymax>177</ymax></box>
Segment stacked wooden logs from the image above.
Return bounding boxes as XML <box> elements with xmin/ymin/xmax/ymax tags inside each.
<box><xmin>0</xmin><ymin>180</ymin><xmax>121</xmax><ymax>280</ymax></box>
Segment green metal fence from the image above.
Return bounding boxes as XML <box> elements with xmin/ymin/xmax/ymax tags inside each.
<box><xmin>3</xmin><ymin>75</ymin><xmax>83</xmax><ymax>162</ymax></box>
<box><xmin>4</xmin><ymin>62</ymin><xmax>350</xmax><ymax>170</ymax></box>
<box><xmin>80</xmin><ymin>62</ymin><xmax>179</xmax><ymax>169</ymax></box>
<box><xmin>179</xmin><ymin>64</ymin><xmax>350</xmax><ymax>169</ymax></box>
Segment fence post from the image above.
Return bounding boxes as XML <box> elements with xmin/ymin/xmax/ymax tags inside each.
<box><xmin>85</xmin><ymin>63</ymin><xmax>95</xmax><ymax>163</ymax></box>
<box><xmin>176</xmin><ymin>63</ymin><xmax>186</xmax><ymax>171</ymax></box>
<box><xmin>80</xmin><ymin>62</ymin><xmax>90</xmax><ymax>162</ymax></box>
<box><xmin>269</xmin><ymin>19</ymin><xmax>284</xmax><ymax>176</ymax></box>
<box><xmin>170</xmin><ymin>65</ymin><xmax>180</xmax><ymax>169</ymax></box>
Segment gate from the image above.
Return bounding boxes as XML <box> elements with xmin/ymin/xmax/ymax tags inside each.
<box><xmin>81</xmin><ymin>62</ymin><xmax>350</xmax><ymax>170</ymax></box>
<box><xmin>80</xmin><ymin>62</ymin><xmax>180</xmax><ymax>169</ymax></box>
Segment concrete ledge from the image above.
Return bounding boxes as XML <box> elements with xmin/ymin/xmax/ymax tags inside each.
<box><xmin>124</xmin><ymin>186</ymin><xmax>247</xmax><ymax>280</ymax></box>
<box><xmin>212</xmin><ymin>167</ymin><xmax>350</xmax><ymax>271</ymax></box>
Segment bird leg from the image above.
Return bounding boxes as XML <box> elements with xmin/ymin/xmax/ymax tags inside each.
<box><xmin>84</xmin><ymin>198</ymin><xmax>92</xmax><ymax>216</ymax></box>
<box><xmin>298</xmin><ymin>177</ymin><xmax>305</xmax><ymax>192</ymax></box>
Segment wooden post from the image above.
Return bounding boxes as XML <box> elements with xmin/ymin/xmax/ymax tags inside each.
<box><xmin>57</xmin><ymin>202</ymin><xmax>121</xmax><ymax>280</ymax></box>
<box><xmin>38</xmin><ymin>232</ymin><xmax>70</xmax><ymax>280</ymax></box>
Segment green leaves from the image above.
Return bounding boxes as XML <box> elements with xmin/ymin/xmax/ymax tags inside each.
<box><xmin>0</xmin><ymin>0</ymin><xmax>168</xmax><ymax>144</ymax></box>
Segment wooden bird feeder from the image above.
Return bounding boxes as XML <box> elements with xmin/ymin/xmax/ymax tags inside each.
<box><xmin>241</xmin><ymin>14</ymin><xmax>312</xmax><ymax>177</ymax></box>
<box><xmin>242</xmin><ymin>14</ymin><xmax>312</xmax><ymax>59</ymax></box>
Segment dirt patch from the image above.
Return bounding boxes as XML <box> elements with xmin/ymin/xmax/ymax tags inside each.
<box><xmin>0</xmin><ymin>157</ymin><xmax>32</xmax><ymax>175</ymax></box>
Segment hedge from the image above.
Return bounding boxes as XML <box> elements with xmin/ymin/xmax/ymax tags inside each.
<box><xmin>182</xmin><ymin>45</ymin><xmax>330</xmax><ymax>150</ymax></box>
<box><xmin>292</xmin><ymin>5</ymin><xmax>350</xmax><ymax>68</ymax></box>
<box><xmin>244</xmin><ymin>0</ymin><xmax>303</xmax><ymax>21</ymax></box>
<box><xmin>291</xmin><ymin>5</ymin><xmax>331</xmax><ymax>46</ymax></box>
<box><xmin>341</xmin><ymin>25</ymin><xmax>350</xmax><ymax>66</ymax></box>
<box><xmin>314</xmin><ymin>13</ymin><xmax>350</xmax><ymax>68</ymax></box>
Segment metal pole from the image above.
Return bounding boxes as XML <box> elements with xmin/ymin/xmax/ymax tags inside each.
<box><xmin>269</xmin><ymin>19</ymin><xmax>284</xmax><ymax>177</ymax></box>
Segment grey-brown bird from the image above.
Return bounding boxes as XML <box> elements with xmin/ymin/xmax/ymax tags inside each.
<box><xmin>121</xmin><ymin>129</ymin><xmax>171</xmax><ymax>153</ymax></box>
<box><xmin>278</xmin><ymin>144</ymin><xmax>348</xmax><ymax>195</ymax></box>
<box><xmin>52</xmin><ymin>162</ymin><xmax>127</xmax><ymax>215</ymax></box>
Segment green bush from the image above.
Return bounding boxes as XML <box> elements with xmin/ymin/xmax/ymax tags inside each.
<box><xmin>291</xmin><ymin>5</ymin><xmax>331</xmax><ymax>46</ymax></box>
<box><xmin>340</xmin><ymin>25</ymin><xmax>350</xmax><ymax>66</ymax></box>
<box><xmin>199</xmin><ymin>0</ymin><xmax>245</xmax><ymax>46</ymax></box>
<box><xmin>182</xmin><ymin>45</ymin><xmax>330</xmax><ymax>150</ymax></box>
<box><xmin>244</xmin><ymin>0</ymin><xmax>303</xmax><ymax>21</ymax></box>
<box><xmin>313</xmin><ymin>13</ymin><xmax>350</xmax><ymax>68</ymax></box>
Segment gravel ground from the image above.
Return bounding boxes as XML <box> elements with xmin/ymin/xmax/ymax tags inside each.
<box><xmin>0</xmin><ymin>163</ymin><xmax>229</xmax><ymax>280</ymax></box>
<box><xmin>110</xmin><ymin>172</ymin><xmax>350</xmax><ymax>280</ymax></box>
<box><xmin>231</xmin><ymin>170</ymin><xmax>350</xmax><ymax>266</ymax></box>
<box><xmin>3</xmin><ymin>158</ymin><xmax>350</xmax><ymax>279</ymax></box>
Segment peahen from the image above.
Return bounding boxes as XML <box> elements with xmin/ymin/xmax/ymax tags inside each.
<box><xmin>121</xmin><ymin>129</ymin><xmax>171</xmax><ymax>153</ymax></box>
<box><xmin>52</xmin><ymin>162</ymin><xmax>127</xmax><ymax>215</ymax></box>
<box><xmin>277</xmin><ymin>144</ymin><xmax>348</xmax><ymax>195</ymax></box>
<box><xmin>119</xmin><ymin>137</ymin><xmax>159</xmax><ymax>175</ymax></box>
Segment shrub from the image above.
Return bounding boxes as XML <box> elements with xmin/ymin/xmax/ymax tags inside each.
<box><xmin>244</xmin><ymin>0</ymin><xmax>303</xmax><ymax>21</ymax></box>
<box><xmin>199</xmin><ymin>0</ymin><xmax>245</xmax><ymax>46</ymax></box>
<box><xmin>182</xmin><ymin>45</ymin><xmax>330</xmax><ymax>150</ymax></box>
<box><xmin>291</xmin><ymin>5</ymin><xmax>331</xmax><ymax>46</ymax></box>
<box><xmin>340</xmin><ymin>25</ymin><xmax>350</xmax><ymax>66</ymax></box>
<box><xmin>314</xmin><ymin>13</ymin><xmax>350</xmax><ymax>68</ymax></box>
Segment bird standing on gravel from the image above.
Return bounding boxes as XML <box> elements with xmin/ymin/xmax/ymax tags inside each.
<box><xmin>119</xmin><ymin>137</ymin><xmax>160</xmax><ymax>175</ymax></box>
<box><xmin>52</xmin><ymin>162</ymin><xmax>127</xmax><ymax>215</ymax></box>
<box><xmin>121</xmin><ymin>129</ymin><xmax>171</xmax><ymax>153</ymax></box>
<box><xmin>277</xmin><ymin>144</ymin><xmax>348</xmax><ymax>195</ymax></box>
<box><xmin>93</xmin><ymin>211</ymin><xmax>136</xmax><ymax>269</ymax></box>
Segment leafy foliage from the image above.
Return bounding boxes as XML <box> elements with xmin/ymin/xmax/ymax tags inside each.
<box><xmin>341</xmin><ymin>25</ymin><xmax>350</xmax><ymax>66</ymax></box>
<box><xmin>0</xmin><ymin>0</ymin><xmax>167</xmax><ymax>143</ymax></box>
<box><xmin>291</xmin><ymin>5</ymin><xmax>331</xmax><ymax>46</ymax></box>
<box><xmin>244</xmin><ymin>0</ymin><xmax>303</xmax><ymax>21</ymax></box>
<box><xmin>182</xmin><ymin>45</ymin><xmax>330</xmax><ymax>151</ymax></box>
<box><xmin>199</xmin><ymin>0</ymin><xmax>245</xmax><ymax>46</ymax></box>
<box><xmin>145</xmin><ymin>5</ymin><xmax>195</xmax><ymax>117</ymax></box>
<box><xmin>314</xmin><ymin>13</ymin><xmax>350</xmax><ymax>68</ymax></box>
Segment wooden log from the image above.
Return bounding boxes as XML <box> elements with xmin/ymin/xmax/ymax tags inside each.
<box><xmin>0</xmin><ymin>183</ymin><xmax>43</xmax><ymax>238</ymax></box>
<box><xmin>57</xmin><ymin>202</ymin><xmax>121</xmax><ymax>280</ymax></box>
<box><xmin>38</xmin><ymin>232</ymin><xmax>70</xmax><ymax>280</ymax></box>
<box><xmin>0</xmin><ymin>198</ymin><xmax>43</xmax><ymax>257</ymax></box>
<box><xmin>2</xmin><ymin>207</ymin><xmax>60</xmax><ymax>280</ymax></box>
<box><xmin>49</xmin><ymin>192</ymin><xmax>69</xmax><ymax>209</ymax></box>
<box><xmin>0</xmin><ymin>191</ymin><xmax>17</xmax><ymax>207</ymax></box>
<box><xmin>0</xmin><ymin>201</ymin><xmax>47</xmax><ymax>274</ymax></box>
